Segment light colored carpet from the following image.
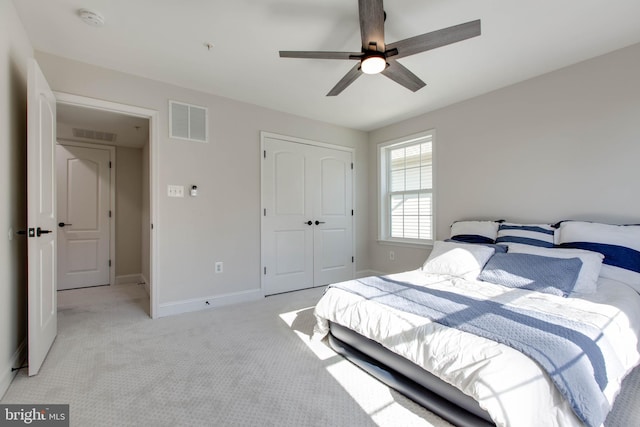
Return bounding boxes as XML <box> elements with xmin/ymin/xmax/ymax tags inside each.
<box><xmin>2</xmin><ymin>284</ymin><xmax>449</xmax><ymax>427</ymax></box>
<box><xmin>2</xmin><ymin>283</ymin><xmax>638</xmax><ymax>426</ymax></box>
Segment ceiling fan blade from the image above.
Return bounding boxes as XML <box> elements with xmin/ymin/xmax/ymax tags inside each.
<box><xmin>386</xmin><ymin>19</ymin><xmax>481</xmax><ymax>59</ymax></box>
<box><xmin>381</xmin><ymin>60</ymin><xmax>426</xmax><ymax>92</ymax></box>
<box><xmin>358</xmin><ymin>0</ymin><xmax>385</xmax><ymax>51</ymax></box>
<box><xmin>327</xmin><ymin>63</ymin><xmax>362</xmax><ymax>96</ymax></box>
<box><xmin>279</xmin><ymin>51</ymin><xmax>362</xmax><ymax>60</ymax></box>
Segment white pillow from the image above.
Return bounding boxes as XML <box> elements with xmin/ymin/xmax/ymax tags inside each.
<box><xmin>557</xmin><ymin>221</ymin><xmax>640</xmax><ymax>292</ymax></box>
<box><xmin>507</xmin><ymin>243</ymin><xmax>604</xmax><ymax>294</ymax></box>
<box><xmin>422</xmin><ymin>241</ymin><xmax>495</xmax><ymax>280</ymax></box>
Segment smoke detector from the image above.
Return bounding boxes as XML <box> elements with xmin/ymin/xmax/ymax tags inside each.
<box><xmin>79</xmin><ymin>9</ymin><xmax>105</xmax><ymax>27</ymax></box>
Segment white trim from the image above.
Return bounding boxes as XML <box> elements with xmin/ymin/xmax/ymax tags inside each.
<box><xmin>376</xmin><ymin>239</ymin><xmax>434</xmax><ymax>249</ymax></box>
<box><xmin>157</xmin><ymin>289</ymin><xmax>263</xmax><ymax>318</ymax></box>
<box><xmin>259</xmin><ymin>131</ymin><xmax>356</xmax><ymax>294</ymax></box>
<box><xmin>356</xmin><ymin>269</ymin><xmax>385</xmax><ymax>278</ymax></box>
<box><xmin>54</xmin><ymin>91</ymin><xmax>160</xmax><ymax>319</ymax></box>
<box><xmin>57</xmin><ymin>140</ymin><xmax>116</xmax><ymax>287</ymax></box>
<box><xmin>115</xmin><ymin>274</ymin><xmax>144</xmax><ymax>285</ymax></box>
<box><xmin>260</xmin><ymin>131</ymin><xmax>354</xmax><ymax>153</ymax></box>
<box><xmin>0</xmin><ymin>340</ymin><xmax>26</xmax><ymax>399</ymax></box>
<box><xmin>377</xmin><ymin>129</ymin><xmax>436</xmax><ymax>244</ymax></box>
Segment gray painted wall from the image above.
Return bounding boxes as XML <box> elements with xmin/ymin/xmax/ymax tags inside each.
<box><xmin>369</xmin><ymin>42</ymin><xmax>640</xmax><ymax>273</ymax></box>
<box><xmin>116</xmin><ymin>147</ymin><xmax>143</xmax><ymax>277</ymax></box>
<box><xmin>34</xmin><ymin>51</ymin><xmax>370</xmax><ymax>309</ymax></box>
<box><xmin>0</xmin><ymin>0</ymin><xmax>32</xmax><ymax>398</ymax></box>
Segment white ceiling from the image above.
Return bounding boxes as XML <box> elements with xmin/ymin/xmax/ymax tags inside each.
<box><xmin>13</xmin><ymin>0</ymin><xmax>640</xmax><ymax>131</ymax></box>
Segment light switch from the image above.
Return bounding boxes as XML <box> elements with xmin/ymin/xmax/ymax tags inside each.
<box><xmin>168</xmin><ymin>185</ymin><xmax>184</xmax><ymax>197</ymax></box>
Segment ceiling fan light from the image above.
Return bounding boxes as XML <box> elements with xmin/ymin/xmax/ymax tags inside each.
<box><xmin>361</xmin><ymin>55</ymin><xmax>386</xmax><ymax>74</ymax></box>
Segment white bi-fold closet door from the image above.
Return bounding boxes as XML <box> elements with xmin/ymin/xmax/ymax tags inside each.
<box><xmin>261</xmin><ymin>133</ymin><xmax>354</xmax><ymax>296</ymax></box>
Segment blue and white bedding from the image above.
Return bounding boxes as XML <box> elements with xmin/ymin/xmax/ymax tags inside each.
<box><xmin>315</xmin><ymin>270</ymin><xmax>640</xmax><ymax>426</ymax></box>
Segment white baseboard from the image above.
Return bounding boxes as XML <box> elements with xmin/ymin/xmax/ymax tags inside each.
<box><xmin>356</xmin><ymin>269</ymin><xmax>385</xmax><ymax>278</ymax></box>
<box><xmin>0</xmin><ymin>339</ymin><xmax>26</xmax><ymax>400</ymax></box>
<box><xmin>115</xmin><ymin>274</ymin><xmax>144</xmax><ymax>285</ymax></box>
<box><xmin>157</xmin><ymin>289</ymin><xmax>263</xmax><ymax>318</ymax></box>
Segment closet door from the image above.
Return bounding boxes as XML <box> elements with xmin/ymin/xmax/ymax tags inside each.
<box><xmin>262</xmin><ymin>135</ymin><xmax>353</xmax><ymax>295</ymax></box>
<box><xmin>262</xmin><ymin>137</ymin><xmax>314</xmax><ymax>295</ymax></box>
<box><xmin>313</xmin><ymin>147</ymin><xmax>353</xmax><ymax>286</ymax></box>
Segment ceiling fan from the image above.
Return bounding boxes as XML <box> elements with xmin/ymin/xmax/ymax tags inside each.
<box><xmin>279</xmin><ymin>0</ymin><xmax>481</xmax><ymax>96</ymax></box>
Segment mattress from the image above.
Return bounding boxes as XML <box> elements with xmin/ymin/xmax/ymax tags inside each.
<box><xmin>328</xmin><ymin>321</ymin><xmax>494</xmax><ymax>427</ymax></box>
<box><xmin>314</xmin><ymin>270</ymin><xmax>640</xmax><ymax>427</ymax></box>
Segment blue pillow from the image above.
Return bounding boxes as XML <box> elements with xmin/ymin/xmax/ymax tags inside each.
<box><xmin>478</xmin><ymin>253</ymin><xmax>582</xmax><ymax>297</ymax></box>
<box><xmin>445</xmin><ymin>240</ymin><xmax>508</xmax><ymax>253</ymax></box>
<box><xmin>496</xmin><ymin>223</ymin><xmax>555</xmax><ymax>248</ymax></box>
<box><xmin>450</xmin><ymin>220</ymin><xmax>500</xmax><ymax>244</ymax></box>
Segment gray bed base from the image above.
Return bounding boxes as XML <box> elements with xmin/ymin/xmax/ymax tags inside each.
<box><xmin>328</xmin><ymin>321</ymin><xmax>495</xmax><ymax>427</ymax></box>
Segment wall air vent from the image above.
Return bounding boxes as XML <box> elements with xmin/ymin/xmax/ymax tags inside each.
<box><xmin>169</xmin><ymin>100</ymin><xmax>208</xmax><ymax>143</ymax></box>
<box><xmin>72</xmin><ymin>128</ymin><xmax>117</xmax><ymax>142</ymax></box>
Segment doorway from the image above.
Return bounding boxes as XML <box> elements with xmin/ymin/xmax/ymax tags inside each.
<box><xmin>54</xmin><ymin>92</ymin><xmax>159</xmax><ymax>318</ymax></box>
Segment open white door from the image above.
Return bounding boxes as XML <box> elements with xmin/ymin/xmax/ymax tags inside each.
<box><xmin>27</xmin><ymin>58</ymin><xmax>57</xmax><ymax>376</ymax></box>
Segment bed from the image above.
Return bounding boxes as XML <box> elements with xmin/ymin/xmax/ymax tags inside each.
<box><xmin>314</xmin><ymin>220</ymin><xmax>640</xmax><ymax>427</ymax></box>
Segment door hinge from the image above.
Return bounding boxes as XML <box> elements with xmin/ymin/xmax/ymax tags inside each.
<box><xmin>351</xmin><ymin>162</ymin><xmax>353</xmax><ymax>170</ymax></box>
<box><xmin>264</xmin><ymin>267</ymin><xmax>267</xmax><ymax>275</ymax></box>
<box><xmin>151</xmin><ymin>223</ymin><xmax>154</xmax><ymax>230</ymax></box>
<box><xmin>109</xmin><ymin>161</ymin><xmax>112</xmax><ymax>169</ymax></box>
<box><xmin>263</xmin><ymin>150</ymin><xmax>266</xmax><ymax>159</ymax></box>
<box><xmin>109</xmin><ymin>259</ymin><xmax>112</xmax><ymax>267</ymax></box>
<box><xmin>352</xmin><ymin>256</ymin><xmax>354</xmax><ymax>263</ymax></box>
<box><xmin>351</xmin><ymin>209</ymin><xmax>354</xmax><ymax>216</ymax></box>
<box><xmin>264</xmin><ymin>208</ymin><xmax>266</xmax><ymax>216</ymax></box>
<box><xmin>109</xmin><ymin>210</ymin><xmax>112</xmax><ymax>218</ymax></box>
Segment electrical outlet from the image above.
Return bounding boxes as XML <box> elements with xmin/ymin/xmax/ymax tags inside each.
<box><xmin>389</xmin><ymin>251</ymin><xmax>395</xmax><ymax>261</ymax></box>
<box><xmin>215</xmin><ymin>261</ymin><xmax>223</xmax><ymax>273</ymax></box>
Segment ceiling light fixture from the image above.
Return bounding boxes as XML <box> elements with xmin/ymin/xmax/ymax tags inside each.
<box><xmin>360</xmin><ymin>54</ymin><xmax>386</xmax><ymax>75</ymax></box>
<box><xmin>78</xmin><ymin>9</ymin><xmax>105</xmax><ymax>27</ymax></box>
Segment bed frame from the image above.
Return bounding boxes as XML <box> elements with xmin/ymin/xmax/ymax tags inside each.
<box><xmin>328</xmin><ymin>321</ymin><xmax>495</xmax><ymax>427</ymax></box>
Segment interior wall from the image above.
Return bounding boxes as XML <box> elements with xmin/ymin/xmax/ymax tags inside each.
<box><xmin>34</xmin><ymin>51</ymin><xmax>370</xmax><ymax>313</ymax></box>
<box><xmin>368</xmin><ymin>42</ymin><xmax>640</xmax><ymax>274</ymax></box>
<box><xmin>0</xmin><ymin>0</ymin><xmax>32</xmax><ymax>398</ymax></box>
<box><xmin>115</xmin><ymin>146</ymin><xmax>143</xmax><ymax>278</ymax></box>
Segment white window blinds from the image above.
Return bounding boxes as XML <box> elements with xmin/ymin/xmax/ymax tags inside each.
<box><xmin>380</xmin><ymin>132</ymin><xmax>434</xmax><ymax>243</ymax></box>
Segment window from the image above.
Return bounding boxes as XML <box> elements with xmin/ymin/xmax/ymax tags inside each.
<box><xmin>379</xmin><ymin>131</ymin><xmax>434</xmax><ymax>244</ymax></box>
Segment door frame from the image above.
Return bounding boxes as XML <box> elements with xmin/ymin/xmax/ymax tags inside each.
<box><xmin>259</xmin><ymin>131</ymin><xmax>356</xmax><ymax>295</ymax></box>
<box><xmin>55</xmin><ymin>92</ymin><xmax>160</xmax><ymax>319</ymax></box>
<box><xmin>56</xmin><ymin>141</ymin><xmax>116</xmax><ymax>288</ymax></box>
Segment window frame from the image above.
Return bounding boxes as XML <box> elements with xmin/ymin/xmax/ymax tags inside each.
<box><xmin>378</xmin><ymin>130</ymin><xmax>435</xmax><ymax>246</ymax></box>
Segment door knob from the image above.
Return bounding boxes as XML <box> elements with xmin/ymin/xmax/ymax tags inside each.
<box><xmin>304</xmin><ymin>220</ymin><xmax>313</xmax><ymax>226</ymax></box>
<box><xmin>36</xmin><ymin>227</ymin><xmax>52</xmax><ymax>237</ymax></box>
<box><xmin>315</xmin><ymin>220</ymin><xmax>326</xmax><ymax>225</ymax></box>
<box><xmin>58</xmin><ymin>222</ymin><xmax>72</xmax><ymax>227</ymax></box>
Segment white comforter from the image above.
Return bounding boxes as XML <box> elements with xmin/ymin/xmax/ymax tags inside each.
<box><xmin>314</xmin><ymin>270</ymin><xmax>640</xmax><ymax>427</ymax></box>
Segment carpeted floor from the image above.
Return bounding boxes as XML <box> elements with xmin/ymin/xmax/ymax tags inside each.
<box><xmin>2</xmin><ymin>284</ymin><xmax>449</xmax><ymax>426</ymax></box>
<box><xmin>2</xmin><ymin>283</ymin><xmax>638</xmax><ymax>426</ymax></box>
